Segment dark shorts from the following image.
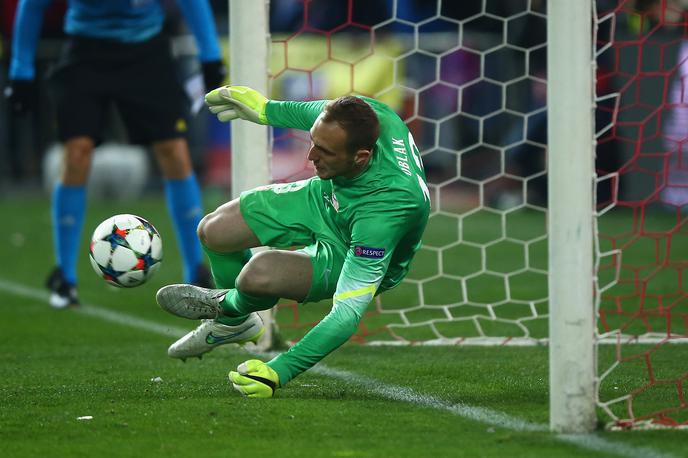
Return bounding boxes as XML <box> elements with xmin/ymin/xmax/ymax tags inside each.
<box><xmin>48</xmin><ymin>34</ymin><xmax>189</xmax><ymax>145</ymax></box>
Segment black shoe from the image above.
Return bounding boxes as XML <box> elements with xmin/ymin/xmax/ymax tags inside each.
<box><xmin>45</xmin><ymin>267</ymin><xmax>80</xmax><ymax>309</ymax></box>
<box><xmin>191</xmin><ymin>264</ymin><xmax>214</xmax><ymax>288</ymax></box>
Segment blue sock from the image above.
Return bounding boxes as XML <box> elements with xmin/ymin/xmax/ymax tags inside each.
<box><xmin>52</xmin><ymin>184</ymin><xmax>86</xmax><ymax>285</ymax></box>
<box><xmin>164</xmin><ymin>175</ymin><xmax>204</xmax><ymax>283</ymax></box>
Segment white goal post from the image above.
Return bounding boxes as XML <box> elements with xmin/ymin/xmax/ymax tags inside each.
<box><xmin>547</xmin><ymin>0</ymin><xmax>596</xmax><ymax>433</ymax></box>
<box><xmin>228</xmin><ymin>0</ymin><xmax>273</xmax><ymax>349</ymax></box>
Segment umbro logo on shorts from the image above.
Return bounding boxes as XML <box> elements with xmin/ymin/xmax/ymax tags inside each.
<box><xmin>355</xmin><ymin>246</ymin><xmax>385</xmax><ymax>259</ymax></box>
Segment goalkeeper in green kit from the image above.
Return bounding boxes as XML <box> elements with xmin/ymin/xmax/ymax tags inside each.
<box><xmin>156</xmin><ymin>86</ymin><xmax>430</xmax><ymax>398</ymax></box>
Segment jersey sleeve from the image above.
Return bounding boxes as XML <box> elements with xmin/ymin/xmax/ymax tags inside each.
<box><xmin>266</xmin><ymin>208</ymin><xmax>414</xmax><ymax>386</ymax></box>
<box><xmin>9</xmin><ymin>0</ymin><xmax>53</xmax><ymax>80</ymax></box>
<box><xmin>175</xmin><ymin>0</ymin><xmax>221</xmax><ymax>62</ymax></box>
<box><xmin>264</xmin><ymin>99</ymin><xmax>329</xmax><ymax>130</ymax></box>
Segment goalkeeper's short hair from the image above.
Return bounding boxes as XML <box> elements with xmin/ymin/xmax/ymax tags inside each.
<box><xmin>323</xmin><ymin>96</ymin><xmax>380</xmax><ymax>155</ymax></box>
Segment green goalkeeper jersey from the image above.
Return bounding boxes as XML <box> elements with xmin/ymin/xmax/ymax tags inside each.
<box><xmin>264</xmin><ymin>97</ymin><xmax>430</xmax><ymax>384</ymax></box>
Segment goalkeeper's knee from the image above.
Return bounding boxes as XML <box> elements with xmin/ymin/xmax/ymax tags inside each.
<box><xmin>228</xmin><ymin>359</ymin><xmax>280</xmax><ymax>398</ymax></box>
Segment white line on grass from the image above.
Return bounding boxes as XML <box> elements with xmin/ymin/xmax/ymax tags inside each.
<box><xmin>308</xmin><ymin>365</ymin><xmax>674</xmax><ymax>458</ymax></box>
<box><xmin>0</xmin><ymin>278</ymin><xmax>677</xmax><ymax>458</ymax></box>
<box><xmin>309</xmin><ymin>364</ymin><xmax>546</xmax><ymax>432</ymax></box>
<box><xmin>0</xmin><ymin>278</ymin><xmax>188</xmax><ymax>337</ymax></box>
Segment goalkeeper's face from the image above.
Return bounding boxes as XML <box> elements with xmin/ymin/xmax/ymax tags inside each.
<box><xmin>308</xmin><ymin>116</ymin><xmax>370</xmax><ymax>180</ymax></box>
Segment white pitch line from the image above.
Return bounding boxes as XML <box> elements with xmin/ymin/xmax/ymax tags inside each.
<box><xmin>308</xmin><ymin>365</ymin><xmax>676</xmax><ymax>458</ymax></box>
<box><xmin>0</xmin><ymin>278</ymin><xmax>677</xmax><ymax>458</ymax></box>
<box><xmin>0</xmin><ymin>278</ymin><xmax>188</xmax><ymax>337</ymax></box>
<box><xmin>309</xmin><ymin>364</ymin><xmax>545</xmax><ymax>432</ymax></box>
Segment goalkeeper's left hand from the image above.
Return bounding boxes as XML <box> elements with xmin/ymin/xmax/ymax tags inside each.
<box><xmin>205</xmin><ymin>86</ymin><xmax>268</xmax><ymax>124</ymax></box>
<box><xmin>228</xmin><ymin>359</ymin><xmax>280</xmax><ymax>398</ymax></box>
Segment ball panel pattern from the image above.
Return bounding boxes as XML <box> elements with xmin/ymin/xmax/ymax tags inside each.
<box><xmin>88</xmin><ymin>214</ymin><xmax>163</xmax><ymax>288</ymax></box>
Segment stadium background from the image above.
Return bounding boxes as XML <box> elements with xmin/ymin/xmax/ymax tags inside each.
<box><xmin>1</xmin><ymin>0</ymin><xmax>551</xmax><ymax>200</ymax></box>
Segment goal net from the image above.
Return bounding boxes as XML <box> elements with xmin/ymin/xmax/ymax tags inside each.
<box><xmin>270</xmin><ymin>1</ymin><xmax>550</xmax><ymax>345</ymax></box>
<box><xmin>241</xmin><ymin>0</ymin><xmax>687</xmax><ymax>428</ymax></box>
<box><xmin>595</xmin><ymin>0</ymin><xmax>688</xmax><ymax>428</ymax></box>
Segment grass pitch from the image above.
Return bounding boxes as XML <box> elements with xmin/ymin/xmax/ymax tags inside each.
<box><xmin>0</xmin><ymin>194</ymin><xmax>685</xmax><ymax>458</ymax></box>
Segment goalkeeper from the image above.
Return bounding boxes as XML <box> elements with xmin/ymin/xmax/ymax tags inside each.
<box><xmin>156</xmin><ymin>86</ymin><xmax>430</xmax><ymax>398</ymax></box>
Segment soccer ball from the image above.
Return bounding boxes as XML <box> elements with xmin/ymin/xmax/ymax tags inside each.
<box><xmin>89</xmin><ymin>214</ymin><xmax>163</xmax><ymax>287</ymax></box>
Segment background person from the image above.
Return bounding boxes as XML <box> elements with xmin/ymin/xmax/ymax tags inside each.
<box><xmin>4</xmin><ymin>0</ymin><xmax>225</xmax><ymax>307</ymax></box>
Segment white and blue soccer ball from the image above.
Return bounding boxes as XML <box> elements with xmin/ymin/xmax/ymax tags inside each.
<box><xmin>89</xmin><ymin>214</ymin><xmax>163</xmax><ymax>288</ymax></box>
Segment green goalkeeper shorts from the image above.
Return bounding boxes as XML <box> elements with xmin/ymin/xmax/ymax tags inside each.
<box><xmin>239</xmin><ymin>178</ymin><xmax>347</xmax><ymax>303</ymax></box>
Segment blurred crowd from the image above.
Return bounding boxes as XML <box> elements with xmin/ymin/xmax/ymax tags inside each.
<box><xmin>1</xmin><ymin>0</ymin><xmax>687</xmax><ymax>209</ymax></box>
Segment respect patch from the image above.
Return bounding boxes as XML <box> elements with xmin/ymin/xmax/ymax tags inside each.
<box><xmin>354</xmin><ymin>246</ymin><xmax>385</xmax><ymax>259</ymax></box>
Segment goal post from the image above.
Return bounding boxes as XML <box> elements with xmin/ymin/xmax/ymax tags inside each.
<box><xmin>547</xmin><ymin>0</ymin><xmax>596</xmax><ymax>433</ymax></box>
<box><xmin>228</xmin><ymin>0</ymin><xmax>270</xmax><ymax>197</ymax></box>
<box><xmin>228</xmin><ymin>0</ymin><xmax>273</xmax><ymax>349</ymax></box>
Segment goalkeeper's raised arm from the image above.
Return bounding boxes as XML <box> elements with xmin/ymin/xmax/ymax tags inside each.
<box><xmin>157</xmin><ymin>87</ymin><xmax>430</xmax><ymax>397</ymax></box>
<box><xmin>205</xmin><ymin>85</ymin><xmax>328</xmax><ymax>130</ymax></box>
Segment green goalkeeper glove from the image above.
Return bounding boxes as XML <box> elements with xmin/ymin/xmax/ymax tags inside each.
<box><xmin>228</xmin><ymin>359</ymin><xmax>280</xmax><ymax>398</ymax></box>
<box><xmin>205</xmin><ymin>86</ymin><xmax>268</xmax><ymax>124</ymax></box>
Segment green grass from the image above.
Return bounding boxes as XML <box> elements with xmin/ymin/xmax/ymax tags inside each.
<box><xmin>0</xmin><ymin>194</ymin><xmax>686</xmax><ymax>457</ymax></box>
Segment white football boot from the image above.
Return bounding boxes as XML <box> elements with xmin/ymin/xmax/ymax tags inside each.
<box><xmin>156</xmin><ymin>284</ymin><xmax>265</xmax><ymax>360</ymax></box>
<box><xmin>168</xmin><ymin>316</ymin><xmax>265</xmax><ymax>360</ymax></box>
<box><xmin>46</xmin><ymin>267</ymin><xmax>80</xmax><ymax>309</ymax></box>
<box><xmin>156</xmin><ymin>284</ymin><xmax>229</xmax><ymax>319</ymax></box>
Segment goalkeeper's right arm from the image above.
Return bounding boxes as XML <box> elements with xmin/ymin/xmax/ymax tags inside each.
<box><xmin>205</xmin><ymin>85</ymin><xmax>328</xmax><ymax>131</ymax></box>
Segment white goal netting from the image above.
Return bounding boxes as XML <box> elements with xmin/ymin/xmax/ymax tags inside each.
<box><xmin>270</xmin><ymin>0</ymin><xmax>550</xmax><ymax>346</ymax></box>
